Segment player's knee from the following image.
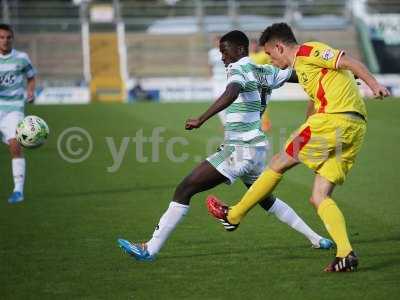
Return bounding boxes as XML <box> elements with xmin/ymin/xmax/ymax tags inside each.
<box><xmin>309</xmin><ymin>194</ymin><xmax>324</xmax><ymax>208</ymax></box>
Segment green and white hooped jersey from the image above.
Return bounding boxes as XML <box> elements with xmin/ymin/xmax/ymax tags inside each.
<box><xmin>0</xmin><ymin>49</ymin><xmax>36</xmax><ymax>112</ymax></box>
<box><xmin>224</xmin><ymin>56</ymin><xmax>291</xmax><ymax>147</ymax></box>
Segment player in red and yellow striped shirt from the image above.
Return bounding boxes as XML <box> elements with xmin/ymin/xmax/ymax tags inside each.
<box><xmin>207</xmin><ymin>23</ymin><xmax>390</xmax><ymax>272</ymax></box>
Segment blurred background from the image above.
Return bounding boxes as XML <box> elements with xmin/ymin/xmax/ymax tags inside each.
<box><xmin>2</xmin><ymin>0</ymin><xmax>400</xmax><ymax>103</ymax></box>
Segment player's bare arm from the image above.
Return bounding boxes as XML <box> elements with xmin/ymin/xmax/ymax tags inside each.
<box><xmin>338</xmin><ymin>54</ymin><xmax>390</xmax><ymax>98</ymax></box>
<box><xmin>27</xmin><ymin>77</ymin><xmax>36</xmax><ymax>103</ymax></box>
<box><xmin>185</xmin><ymin>82</ymin><xmax>241</xmax><ymax>130</ymax></box>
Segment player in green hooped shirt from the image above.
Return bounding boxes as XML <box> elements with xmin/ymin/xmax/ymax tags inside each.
<box><xmin>0</xmin><ymin>24</ymin><xmax>36</xmax><ymax>204</ymax></box>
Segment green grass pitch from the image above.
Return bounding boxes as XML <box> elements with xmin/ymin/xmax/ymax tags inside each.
<box><xmin>1</xmin><ymin>99</ymin><xmax>400</xmax><ymax>299</ymax></box>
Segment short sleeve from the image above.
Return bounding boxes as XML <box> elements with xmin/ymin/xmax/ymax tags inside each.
<box><xmin>21</xmin><ymin>54</ymin><xmax>37</xmax><ymax>78</ymax></box>
<box><xmin>304</xmin><ymin>43</ymin><xmax>344</xmax><ymax>70</ymax></box>
<box><xmin>226</xmin><ymin>67</ymin><xmax>246</xmax><ymax>89</ymax></box>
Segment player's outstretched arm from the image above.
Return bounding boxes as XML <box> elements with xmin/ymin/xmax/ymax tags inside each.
<box><xmin>185</xmin><ymin>83</ymin><xmax>241</xmax><ymax>130</ymax></box>
<box><xmin>26</xmin><ymin>76</ymin><xmax>36</xmax><ymax>103</ymax></box>
<box><xmin>338</xmin><ymin>55</ymin><xmax>390</xmax><ymax>98</ymax></box>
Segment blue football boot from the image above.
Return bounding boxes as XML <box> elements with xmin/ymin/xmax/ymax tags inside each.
<box><xmin>117</xmin><ymin>238</ymin><xmax>155</xmax><ymax>261</ymax></box>
<box><xmin>8</xmin><ymin>191</ymin><xmax>24</xmax><ymax>204</ymax></box>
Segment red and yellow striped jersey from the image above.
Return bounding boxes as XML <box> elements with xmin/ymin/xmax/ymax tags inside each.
<box><xmin>294</xmin><ymin>41</ymin><xmax>367</xmax><ymax>119</ymax></box>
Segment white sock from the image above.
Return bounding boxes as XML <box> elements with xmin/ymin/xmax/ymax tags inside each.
<box><xmin>146</xmin><ymin>201</ymin><xmax>189</xmax><ymax>256</ymax></box>
<box><xmin>268</xmin><ymin>198</ymin><xmax>322</xmax><ymax>246</ymax></box>
<box><xmin>12</xmin><ymin>158</ymin><xmax>25</xmax><ymax>193</ymax></box>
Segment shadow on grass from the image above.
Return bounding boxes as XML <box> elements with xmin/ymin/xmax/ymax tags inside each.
<box><xmin>360</xmin><ymin>257</ymin><xmax>400</xmax><ymax>272</ymax></box>
<box><xmin>160</xmin><ymin>243</ymin><xmax>333</xmax><ymax>261</ymax></box>
<box><xmin>353</xmin><ymin>234</ymin><xmax>400</xmax><ymax>245</ymax></box>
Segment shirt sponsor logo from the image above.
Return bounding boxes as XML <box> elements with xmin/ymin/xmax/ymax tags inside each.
<box><xmin>0</xmin><ymin>73</ymin><xmax>16</xmax><ymax>86</ymax></box>
<box><xmin>322</xmin><ymin>49</ymin><xmax>335</xmax><ymax>60</ymax></box>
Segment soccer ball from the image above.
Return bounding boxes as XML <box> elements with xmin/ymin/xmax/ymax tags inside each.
<box><xmin>16</xmin><ymin>115</ymin><xmax>49</xmax><ymax>148</ymax></box>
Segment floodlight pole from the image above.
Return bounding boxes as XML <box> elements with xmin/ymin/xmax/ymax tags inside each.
<box><xmin>80</xmin><ymin>1</ymin><xmax>91</xmax><ymax>83</ymax></box>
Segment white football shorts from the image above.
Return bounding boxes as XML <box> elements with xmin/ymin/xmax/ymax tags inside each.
<box><xmin>206</xmin><ymin>144</ymin><xmax>269</xmax><ymax>185</ymax></box>
<box><xmin>0</xmin><ymin>110</ymin><xmax>24</xmax><ymax>144</ymax></box>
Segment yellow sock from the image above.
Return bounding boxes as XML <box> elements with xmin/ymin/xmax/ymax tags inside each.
<box><xmin>227</xmin><ymin>168</ymin><xmax>282</xmax><ymax>224</ymax></box>
<box><xmin>317</xmin><ymin>197</ymin><xmax>353</xmax><ymax>257</ymax></box>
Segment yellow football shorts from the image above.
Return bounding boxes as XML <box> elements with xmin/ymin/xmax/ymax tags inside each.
<box><xmin>285</xmin><ymin>113</ymin><xmax>366</xmax><ymax>185</ymax></box>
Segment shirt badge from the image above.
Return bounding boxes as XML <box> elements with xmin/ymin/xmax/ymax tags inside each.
<box><xmin>322</xmin><ymin>49</ymin><xmax>335</xmax><ymax>60</ymax></box>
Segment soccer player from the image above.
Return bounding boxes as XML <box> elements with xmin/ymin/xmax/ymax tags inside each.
<box><xmin>207</xmin><ymin>23</ymin><xmax>390</xmax><ymax>272</ymax></box>
<box><xmin>118</xmin><ymin>30</ymin><xmax>333</xmax><ymax>261</ymax></box>
<box><xmin>0</xmin><ymin>24</ymin><xmax>36</xmax><ymax>204</ymax></box>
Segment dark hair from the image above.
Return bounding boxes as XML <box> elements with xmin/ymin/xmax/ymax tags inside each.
<box><xmin>259</xmin><ymin>23</ymin><xmax>297</xmax><ymax>46</ymax></box>
<box><xmin>220</xmin><ymin>30</ymin><xmax>249</xmax><ymax>49</ymax></box>
<box><xmin>0</xmin><ymin>24</ymin><xmax>14</xmax><ymax>36</ymax></box>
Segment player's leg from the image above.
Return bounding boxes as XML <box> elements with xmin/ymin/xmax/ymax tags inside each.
<box><xmin>208</xmin><ymin>145</ymin><xmax>329</xmax><ymax>247</ymax></box>
<box><xmin>312</xmin><ymin>115</ymin><xmax>365</xmax><ymax>271</ymax></box>
<box><xmin>239</xmin><ymin>170</ymin><xmax>332</xmax><ymax>249</ymax></box>
<box><xmin>258</xmin><ymin>193</ymin><xmax>332</xmax><ymax>248</ymax></box>
<box><xmin>119</xmin><ymin>160</ymin><xmax>228</xmax><ymax>260</ymax></box>
<box><xmin>312</xmin><ymin>174</ymin><xmax>357</xmax><ymax>271</ymax></box>
<box><xmin>2</xmin><ymin>111</ymin><xmax>25</xmax><ymax>203</ymax></box>
<box><xmin>8</xmin><ymin>140</ymin><xmax>25</xmax><ymax>204</ymax></box>
<box><xmin>145</xmin><ymin>160</ymin><xmax>227</xmax><ymax>255</ymax></box>
<box><xmin>222</xmin><ymin>151</ymin><xmax>298</xmax><ymax>225</ymax></box>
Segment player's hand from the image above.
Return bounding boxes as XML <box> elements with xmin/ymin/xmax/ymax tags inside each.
<box><xmin>372</xmin><ymin>84</ymin><xmax>390</xmax><ymax>99</ymax></box>
<box><xmin>185</xmin><ymin>118</ymin><xmax>203</xmax><ymax>130</ymax></box>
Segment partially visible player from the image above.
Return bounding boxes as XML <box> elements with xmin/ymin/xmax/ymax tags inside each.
<box><xmin>0</xmin><ymin>24</ymin><xmax>36</xmax><ymax>204</ymax></box>
<box><xmin>249</xmin><ymin>38</ymin><xmax>270</xmax><ymax>65</ymax></box>
<box><xmin>207</xmin><ymin>23</ymin><xmax>390</xmax><ymax>272</ymax></box>
<box><xmin>117</xmin><ymin>30</ymin><xmax>333</xmax><ymax>261</ymax></box>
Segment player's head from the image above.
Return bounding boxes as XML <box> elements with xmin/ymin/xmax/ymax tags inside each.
<box><xmin>219</xmin><ymin>30</ymin><xmax>249</xmax><ymax>67</ymax></box>
<box><xmin>259</xmin><ymin>23</ymin><xmax>298</xmax><ymax>69</ymax></box>
<box><xmin>0</xmin><ymin>24</ymin><xmax>14</xmax><ymax>54</ymax></box>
